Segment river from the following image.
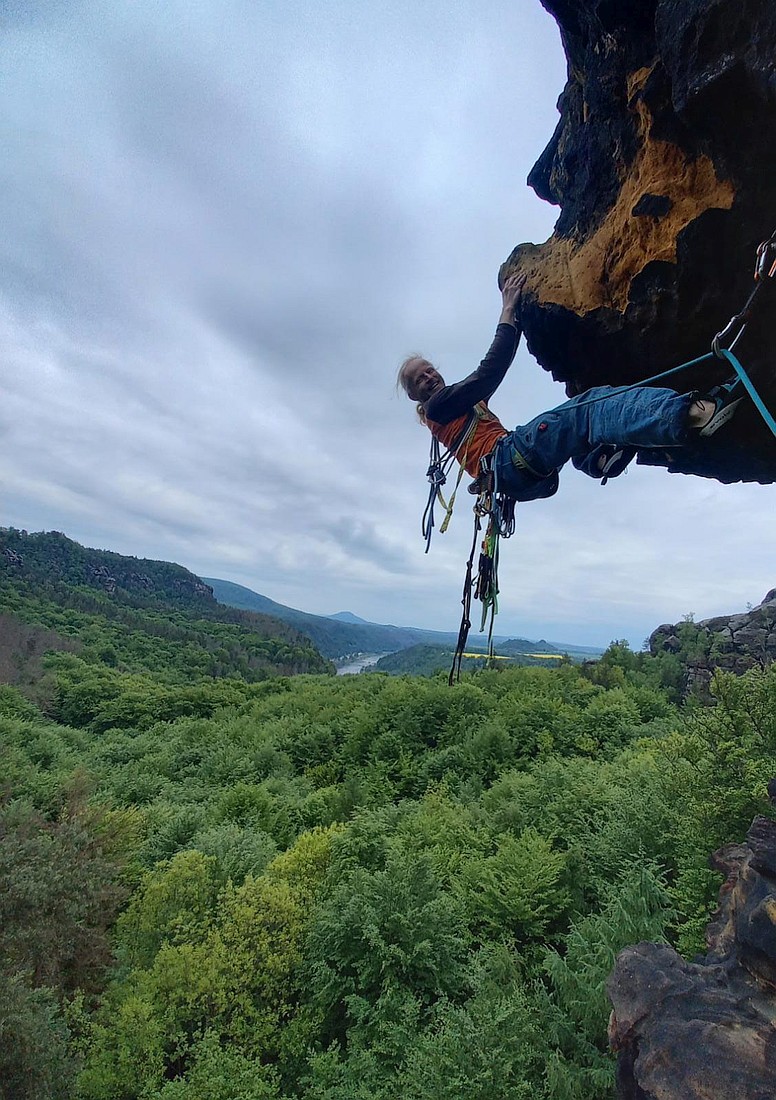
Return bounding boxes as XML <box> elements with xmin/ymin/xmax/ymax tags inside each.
<box><xmin>335</xmin><ymin>653</ymin><xmax>387</xmax><ymax>675</ymax></box>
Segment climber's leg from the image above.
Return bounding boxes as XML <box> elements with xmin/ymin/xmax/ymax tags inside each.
<box><xmin>510</xmin><ymin>386</ymin><xmax>695</xmax><ymax>473</ymax></box>
<box><xmin>492</xmin><ymin>386</ymin><xmax>700</xmax><ymax>499</ymax></box>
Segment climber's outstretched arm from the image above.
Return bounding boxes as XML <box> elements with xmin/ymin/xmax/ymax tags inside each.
<box><xmin>425</xmin><ymin>273</ymin><xmax>526</xmax><ymax>425</ymax></box>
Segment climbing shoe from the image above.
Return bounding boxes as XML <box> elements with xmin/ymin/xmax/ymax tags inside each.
<box><xmin>699</xmin><ymin>379</ymin><xmax>745</xmax><ymax>437</ymax></box>
<box><xmin>600</xmin><ymin>446</ymin><xmax>637</xmax><ymax>484</ymax></box>
<box><xmin>572</xmin><ymin>443</ymin><xmax>636</xmax><ymax>481</ymax></box>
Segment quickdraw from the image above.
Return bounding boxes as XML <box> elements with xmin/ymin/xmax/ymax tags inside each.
<box><xmin>710</xmin><ymin>226</ymin><xmax>776</xmax><ymax>440</ymax></box>
<box><xmin>449</xmin><ymin>460</ymin><xmax>516</xmax><ymax>685</ymax></box>
<box><xmin>712</xmin><ymin>226</ymin><xmax>776</xmax><ymax>358</ymax></box>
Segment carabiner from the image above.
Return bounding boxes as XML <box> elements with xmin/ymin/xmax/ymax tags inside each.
<box><xmin>755</xmin><ymin>240</ymin><xmax>776</xmax><ymax>281</ymax></box>
<box><xmin>712</xmin><ymin>315</ymin><xmax>744</xmax><ymax>358</ymax></box>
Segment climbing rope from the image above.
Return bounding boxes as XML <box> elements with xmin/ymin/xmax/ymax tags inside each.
<box><xmin>716</xmin><ymin>348</ymin><xmax>776</xmax><ymax>439</ymax></box>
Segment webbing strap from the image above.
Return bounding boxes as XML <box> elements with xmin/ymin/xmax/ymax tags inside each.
<box><xmin>717</xmin><ymin>348</ymin><xmax>776</xmax><ymax>440</ymax></box>
<box><xmin>439</xmin><ymin>453</ymin><xmax>469</xmax><ymax>535</ymax></box>
<box><xmin>555</xmin><ymin>352</ymin><xmax>717</xmax><ymax>412</ymax></box>
<box><xmin>439</xmin><ymin>409</ymin><xmax>484</xmax><ymax>533</ymax></box>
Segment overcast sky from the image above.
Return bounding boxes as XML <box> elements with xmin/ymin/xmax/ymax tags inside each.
<box><xmin>2</xmin><ymin>0</ymin><xmax>774</xmax><ymax>649</ymax></box>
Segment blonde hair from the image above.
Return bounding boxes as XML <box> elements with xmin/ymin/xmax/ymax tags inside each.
<box><xmin>396</xmin><ymin>355</ymin><xmax>429</xmax><ymax>422</ymax></box>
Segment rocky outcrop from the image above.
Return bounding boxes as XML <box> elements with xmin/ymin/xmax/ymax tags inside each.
<box><xmin>89</xmin><ymin>564</ymin><xmax>118</xmax><ymax>595</ymax></box>
<box><xmin>650</xmin><ymin>588</ymin><xmax>776</xmax><ymax>697</ymax></box>
<box><xmin>505</xmin><ymin>1</ymin><xmax>776</xmax><ymax>483</ymax></box>
<box><xmin>607</xmin><ymin>793</ymin><xmax>776</xmax><ymax>1099</ymax></box>
<box><xmin>0</xmin><ymin>528</ymin><xmax>214</xmax><ymax>605</ymax></box>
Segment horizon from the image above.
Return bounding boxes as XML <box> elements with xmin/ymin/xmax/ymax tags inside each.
<box><xmin>202</xmin><ymin>572</ymin><xmax>606</xmax><ymax>651</ymax></box>
<box><xmin>3</xmin><ymin>522</ymin><xmax>762</xmax><ymax>651</ymax></box>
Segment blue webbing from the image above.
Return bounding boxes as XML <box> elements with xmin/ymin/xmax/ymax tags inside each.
<box><xmin>546</xmin><ymin>352</ymin><xmax>717</xmax><ymax>413</ymax></box>
<box><xmin>542</xmin><ymin>348</ymin><xmax>776</xmax><ymax>440</ymax></box>
<box><xmin>717</xmin><ymin>348</ymin><xmax>776</xmax><ymax>440</ymax></box>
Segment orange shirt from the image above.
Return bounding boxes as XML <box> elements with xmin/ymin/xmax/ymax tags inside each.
<box><xmin>426</xmin><ymin>402</ymin><xmax>508</xmax><ymax>478</ymax></box>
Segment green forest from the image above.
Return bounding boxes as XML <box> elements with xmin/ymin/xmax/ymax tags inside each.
<box><xmin>2</xmin><ymin>531</ymin><xmax>776</xmax><ymax>1099</ymax></box>
<box><xmin>0</xmin><ymin>530</ymin><xmax>331</xmax><ymax>694</ymax></box>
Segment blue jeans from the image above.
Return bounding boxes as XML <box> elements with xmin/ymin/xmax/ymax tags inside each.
<box><xmin>493</xmin><ymin>386</ymin><xmax>695</xmax><ymax>502</ymax></box>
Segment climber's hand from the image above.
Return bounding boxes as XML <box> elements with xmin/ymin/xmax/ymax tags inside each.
<box><xmin>500</xmin><ymin>272</ymin><xmax>527</xmax><ymax>324</ymax></box>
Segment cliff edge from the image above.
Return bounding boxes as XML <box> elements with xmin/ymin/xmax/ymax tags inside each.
<box><xmin>505</xmin><ymin>0</ymin><xmax>776</xmax><ymax>483</ymax></box>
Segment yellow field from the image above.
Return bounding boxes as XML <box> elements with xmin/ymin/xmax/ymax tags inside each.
<box><xmin>460</xmin><ymin>652</ymin><xmax>564</xmax><ymax>661</ymax></box>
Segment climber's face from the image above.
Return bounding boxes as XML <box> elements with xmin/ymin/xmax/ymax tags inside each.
<box><xmin>402</xmin><ymin>358</ymin><xmax>445</xmax><ymax>403</ymax></box>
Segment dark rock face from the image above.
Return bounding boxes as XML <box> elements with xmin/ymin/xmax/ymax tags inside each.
<box><xmin>504</xmin><ymin>0</ymin><xmax>776</xmax><ymax>483</ymax></box>
<box><xmin>607</xmin><ymin>811</ymin><xmax>776</xmax><ymax>1099</ymax></box>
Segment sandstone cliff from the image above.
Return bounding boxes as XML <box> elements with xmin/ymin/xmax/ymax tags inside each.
<box><xmin>608</xmin><ymin>790</ymin><xmax>776</xmax><ymax>1099</ymax></box>
<box><xmin>505</xmin><ymin>0</ymin><xmax>776</xmax><ymax>483</ymax></box>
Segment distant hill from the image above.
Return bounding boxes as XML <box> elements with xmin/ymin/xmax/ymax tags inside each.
<box><xmin>204</xmin><ymin>577</ymin><xmax>604</xmax><ymax>662</ymax></box>
<box><xmin>499</xmin><ymin>637</ymin><xmax>603</xmax><ymax>661</ymax></box>
<box><xmin>204</xmin><ymin>578</ymin><xmax>468</xmax><ymax>658</ymax></box>
<box><xmin>0</xmin><ymin>528</ymin><xmax>332</xmax><ymax>683</ymax></box>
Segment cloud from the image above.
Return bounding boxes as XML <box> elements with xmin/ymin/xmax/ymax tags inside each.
<box><xmin>3</xmin><ymin>0</ymin><xmax>769</xmax><ymax>650</ymax></box>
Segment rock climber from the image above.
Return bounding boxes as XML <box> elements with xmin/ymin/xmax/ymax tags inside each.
<box><xmin>397</xmin><ymin>272</ymin><xmax>743</xmax><ymax>501</ymax></box>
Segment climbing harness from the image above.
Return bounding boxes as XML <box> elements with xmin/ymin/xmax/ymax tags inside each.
<box><xmin>426</xmin><ymin>226</ymin><xmax>776</xmax><ymax>683</ymax></box>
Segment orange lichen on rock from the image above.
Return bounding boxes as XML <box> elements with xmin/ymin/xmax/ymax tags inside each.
<box><xmin>512</xmin><ymin>66</ymin><xmax>735</xmax><ymax>316</ymax></box>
